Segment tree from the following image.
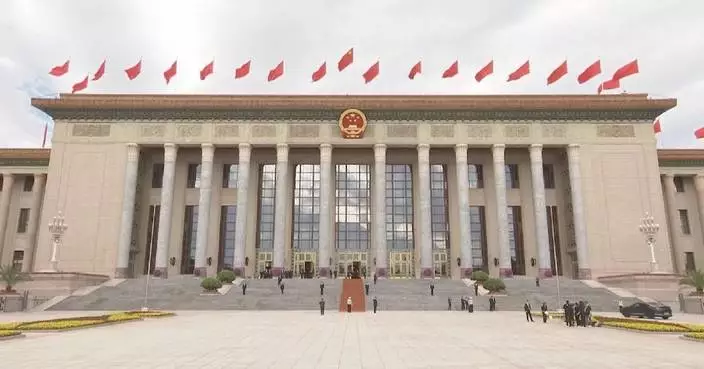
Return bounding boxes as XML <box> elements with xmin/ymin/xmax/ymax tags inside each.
<box><xmin>0</xmin><ymin>264</ymin><xmax>30</xmax><ymax>293</ymax></box>
<box><xmin>680</xmin><ymin>270</ymin><xmax>704</xmax><ymax>295</ymax></box>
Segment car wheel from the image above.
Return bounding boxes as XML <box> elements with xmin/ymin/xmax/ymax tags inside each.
<box><xmin>646</xmin><ymin>313</ymin><xmax>655</xmax><ymax>319</ymax></box>
<box><xmin>662</xmin><ymin>316</ymin><xmax>669</xmax><ymax>320</ymax></box>
<box><xmin>623</xmin><ymin>313</ymin><xmax>630</xmax><ymax>317</ymax></box>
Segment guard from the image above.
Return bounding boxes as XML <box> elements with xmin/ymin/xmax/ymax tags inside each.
<box><xmin>373</xmin><ymin>296</ymin><xmax>378</xmax><ymax>314</ymax></box>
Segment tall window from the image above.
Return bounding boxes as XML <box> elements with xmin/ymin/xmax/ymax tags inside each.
<box><xmin>674</xmin><ymin>176</ymin><xmax>685</xmax><ymax>192</ymax></box>
<box><xmin>679</xmin><ymin>209</ymin><xmax>691</xmax><ymax>235</ymax></box>
<box><xmin>16</xmin><ymin>208</ymin><xmax>30</xmax><ymax>233</ymax></box>
<box><xmin>222</xmin><ymin>164</ymin><xmax>239</xmax><ymax>188</ymax></box>
<box><xmin>386</xmin><ymin>164</ymin><xmax>414</xmax><ymax>250</ymax></box>
<box><xmin>257</xmin><ymin>165</ymin><xmax>276</xmax><ymax>251</ymax></box>
<box><xmin>181</xmin><ymin>205</ymin><xmax>198</xmax><ymax>274</ymax></box>
<box><xmin>151</xmin><ymin>164</ymin><xmax>164</xmax><ymax>188</ymax></box>
<box><xmin>507</xmin><ymin>206</ymin><xmax>525</xmax><ymax>275</ymax></box>
<box><xmin>685</xmin><ymin>252</ymin><xmax>696</xmax><ymax>272</ymax></box>
<box><xmin>335</xmin><ymin>165</ymin><xmax>370</xmax><ymax>250</ymax></box>
<box><xmin>218</xmin><ymin>206</ymin><xmax>237</xmax><ymax>271</ymax></box>
<box><xmin>23</xmin><ymin>176</ymin><xmax>34</xmax><ymax>192</ymax></box>
<box><xmin>293</xmin><ymin>164</ymin><xmax>320</xmax><ymax>251</ymax></box>
<box><xmin>505</xmin><ymin>164</ymin><xmax>520</xmax><ymax>189</ymax></box>
<box><xmin>187</xmin><ymin>164</ymin><xmax>201</xmax><ymax>188</ymax></box>
<box><xmin>468</xmin><ymin>164</ymin><xmax>484</xmax><ymax>189</ymax></box>
<box><xmin>543</xmin><ymin>164</ymin><xmax>556</xmax><ymax>189</ymax></box>
<box><xmin>430</xmin><ymin>165</ymin><xmax>449</xmax><ymax>250</ymax></box>
<box><xmin>12</xmin><ymin>250</ymin><xmax>24</xmax><ymax>271</ymax></box>
<box><xmin>546</xmin><ymin>205</ymin><xmax>562</xmax><ymax>276</ymax></box>
<box><xmin>470</xmin><ymin>206</ymin><xmax>488</xmax><ymax>271</ymax></box>
<box><xmin>143</xmin><ymin>205</ymin><xmax>160</xmax><ymax>275</ymax></box>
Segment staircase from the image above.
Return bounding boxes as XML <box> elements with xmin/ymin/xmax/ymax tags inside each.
<box><xmin>339</xmin><ymin>279</ymin><xmax>365</xmax><ymax>312</ymax></box>
<box><xmin>363</xmin><ymin>279</ymin><xmax>472</xmax><ymax>311</ymax></box>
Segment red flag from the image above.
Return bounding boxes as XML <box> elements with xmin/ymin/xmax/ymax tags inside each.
<box><xmin>612</xmin><ymin>59</ymin><xmax>639</xmax><ymax>80</ymax></box>
<box><xmin>312</xmin><ymin>62</ymin><xmax>327</xmax><ymax>82</ymax></box>
<box><xmin>200</xmin><ymin>61</ymin><xmax>214</xmax><ymax>80</ymax></box>
<box><xmin>235</xmin><ymin>61</ymin><xmax>251</xmax><ymax>79</ymax></box>
<box><xmin>695</xmin><ymin>127</ymin><xmax>704</xmax><ymax>140</ymax></box>
<box><xmin>475</xmin><ymin>60</ymin><xmax>493</xmax><ymax>82</ymax></box>
<box><xmin>363</xmin><ymin>61</ymin><xmax>379</xmax><ymax>83</ymax></box>
<box><xmin>577</xmin><ymin>60</ymin><xmax>601</xmax><ymax>84</ymax></box>
<box><xmin>125</xmin><ymin>60</ymin><xmax>142</xmax><ymax>80</ymax></box>
<box><xmin>408</xmin><ymin>61</ymin><xmax>421</xmax><ymax>80</ymax></box>
<box><xmin>653</xmin><ymin>119</ymin><xmax>662</xmax><ymax>134</ymax></box>
<box><xmin>49</xmin><ymin>60</ymin><xmax>70</xmax><ymax>77</ymax></box>
<box><xmin>268</xmin><ymin>61</ymin><xmax>284</xmax><ymax>82</ymax></box>
<box><xmin>597</xmin><ymin>79</ymin><xmax>620</xmax><ymax>94</ymax></box>
<box><xmin>164</xmin><ymin>61</ymin><xmax>177</xmax><ymax>84</ymax></box>
<box><xmin>547</xmin><ymin>61</ymin><xmax>568</xmax><ymax>85</ymax></box>
<box><xmin>442</xmin><ymin>61</ymin><xmax>458</xmax><ymax>78</ymax></box>
<box><xmin>41</xmin><ymin>123</ymin><xmax>48</xmax><ymax>148</ymax></box>
<box><xmin>338</xmin><ymin>48</ymin><xmax>354</xmax><ymax>71</ymax></box>
<box><xmin>507</xmin><ymin>61</ymin><xmax>530</xmax><ymax>82</ymax></box>
<box><xmin>71</xmin><ymin>76</ymin><xmax>89</xmax><ymax>93</ymax></box>
<box><xmin>92</xmin><ymin>60</ymin><xmax>106</xmax><ymax>81</ymax></box>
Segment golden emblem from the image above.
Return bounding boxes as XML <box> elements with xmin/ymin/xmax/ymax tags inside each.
<box><xmin>338</xmin><ymin>108</ymin><xmax>367</xmax><ymax>139</ymax></box>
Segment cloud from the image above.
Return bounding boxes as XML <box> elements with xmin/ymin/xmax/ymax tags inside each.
<box><xmin>1</xmin><ymin>0</ymin><xmax>704</xmax><ymax>147</ymax></box>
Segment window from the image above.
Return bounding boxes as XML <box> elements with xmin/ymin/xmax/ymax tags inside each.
<box><xmin>0</xmin><ymin>175</ymin><xmax>4</xmax><ymax>191</ymax></box>
<box><xmin>187</xmin><ymin>164</ymin><xmax>201</xmax><ymax>188</ymax></box>
<box><xmin>143</xmin><ymin>205</ymin><xmax>160</xmax><ymax>275</ymax></box>
<box><xmin>23</xmin><ymin>176</ymin><xmax>34</xmax><ymax>192</ymax></box>
<box><xmin>679</xmin><ymin>209</ymin><xmax>691</xmax><ymax>235</ymax></box>
<box><xmin>336</xmin><ymin>164</ymin><xmax>371</xmax><ymax>250</ymax></box>
<box><xmin>468</xmin><ymin>164</ymin><xmax>484</xmax><ymax>189</ymax></box>
<box><xmin>546</xmin><ymin>206</ymin><xmax>562</xmax><ymax>276</ymax></box>
<box><xmin>505</xmin><ymin>164</ymin><xmax>520</xmax><ymax>189</ymax></box>
<box><xmin>218</xmin><ymin>206</ymin><xmax>237</xmax><ymax>271</ymax></box>
<box><xmin>293</xmin><ymin>164</ymin><xmax>320</xmax><ymax>251</ymax></box>
<box><xmin>430</xmin><ymin>165</ymin><xmax>450</xmax><ymax>250</ymax></box>
<box><xmin>543</xmin><ymin>164</ymin><xmax>556</xmax><ymax>189</ymax></box>
<box><xmin>152</xmin><ymin>163</ymin><xmax>164</xmax><ymax>188</ymax></box>
<box><xmin>180</xmin><ymin>205</ymin><xmax>199</xmax><ymax>274</ymax></box>
<box><xmin>222</xmin><ymin>164</ymin><xmax>239</xmax><ymax>188</ymax></box>
<box><xmin>685</xmin><ymin>252</ymin><xmax>696</xmax><ymax>273</ymax></box>
<box><xmin>469</xmin><ymin>206</ymin><xmax>488</xmax><ymax>271</ymax></box>
<box><xmin>507</xmin><ymin>206</ymin><xmax>525</xmax><ymax>275</ymax></box>
<box><xmin>17</xmin><ymin>208</ymin><xmax>30</xmax><ymax>233</ymax></box>
<box><xmin>12</xmin><ymin>250</ymin><xmax>24</xmax><ymax>271</ymax></box>
<box><xmin>674</xmin><ymin>176</ymin><xmax>685</xmax><ymax>193</ymax></box>
<box><xmin>256</xmin><ymin>165</ymin><xmax>276</xmax><ymax>250</ymax></box>
<box><xmin>385</xmin><ymin>164</ymin><xmax>414</xmax><ymax>250</ymax></box>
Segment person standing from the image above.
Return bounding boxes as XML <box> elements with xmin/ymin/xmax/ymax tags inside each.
<box><xmin>474</xmin><ymin>282</ymin><xmax>479</xmax><ymax>296</ymax></box>
<box><xmin>585</xmin><ymin>302</ymin><xmax>592</xmax><ymax>326</ymax></box>
<box><xmin>373</xmin><ymin>296</ymin><xmax>378</xmax><ymax>314</ymax></box>
<box><xmin>319</xmin><ymin>297</ymin><xmax>325</xmax><ymax>315</ymax></box>
<box><xmin>320</xmin><ymin>281</ymin><xmax>325</xmax><ymax>296</ymax></box>
<box><xmin>280</xmin><ymin>282</ymin><xmax>285</xmax><ymax>295</ymax></box>
<box><xmin>541</xmin><ymin>302</ymin><xmax>548</xmax><ymax>323</ymax></box>
<box><xmin>242</xmin><ymin>279</ymin><xmax>248</xmax><ymax>295</ymax></box>
<box><xmin>461</xmin><ymin>297</ymin><xmax>466</xmax><ymax>311</ymax></box>
<box><xmin>277</xmin><ymin>275</ymin><xmax>282</xmax><ymax>286</ymax></box>
<box><xmin>489</xmin><ymin>296</ymin><xmax>496</xmax><ymax>311</ymax></box>
<box><xmin>430</xmin><ymin>281</ymin><xmax>435</xmax><ymax>296</ymax></box>
<box><xmin>524</xmin><ymin>300</ymin><xmax>534</xmax><ymax>322</ymax></box>
<box><xmin>373</xmin><ymin>273</ymin><xmax>378</xmax><ymax>285</ymax></box>
<box><xmin>535</xmin><ymin>277</ymin><xmax>540</xmax><ymax>287</ymax></box>
<box><xmin>365</xmin><ymin>282</ymin><xmax>370</xmax><ymax>296</ymax></box>
<box><xmin>346</xmin><ymin>296</ymin><xmax>353</xmax><ymax>313</ymax></box>
<box><xmin>468</xmin><ymin>296</ymin><xmax>474</xmax><ymax>313</ymax></box>
<box><xmin>574</xmin><ymin>301</ymin><xmax>582</xmax><ymax>327</ymax></box>
<box><xmin>563</xmin><ymin>300</ymin><xmax>571</xmax><ymax>326</ymax></box>
<box><xmin>618</xmin><ymin>299</ymin><xmax>624</xmax><ymax>313</ymax></box>
<box><xmin>448</xmin><ymin>297</ymin><xmax>452</xmax><ymax>311</ymax></box>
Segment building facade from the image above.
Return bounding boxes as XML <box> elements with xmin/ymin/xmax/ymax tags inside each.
<box><xmin>2</xmin><ymin>93</ymin><xmax>699</xmax><ymax>281</ymax></box>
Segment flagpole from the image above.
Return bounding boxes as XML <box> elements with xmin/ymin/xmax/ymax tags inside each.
<box><xmin>41</xmin><ymin>123</ymin><xmax>48</xmax><ymax>148</ymax></box>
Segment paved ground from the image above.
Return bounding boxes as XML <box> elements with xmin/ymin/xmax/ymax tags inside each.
<box><xmin>1</xmin><ymin>311</ymin><xmax>703</xmax><ymax>369</ymax></box>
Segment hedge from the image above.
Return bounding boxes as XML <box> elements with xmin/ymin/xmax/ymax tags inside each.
<box><xmin>0</xmin><ymin>311</ymin><xmax>174</xmax><ymax>332</ymax></box>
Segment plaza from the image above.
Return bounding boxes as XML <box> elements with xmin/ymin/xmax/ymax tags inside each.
<box><xmin>1</xmin><ymin>311</ymin><xmax>703</xmax><ymax>368</ymax></box>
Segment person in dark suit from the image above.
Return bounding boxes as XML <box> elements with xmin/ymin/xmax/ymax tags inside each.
<box><xmin>524</xmin><ymin>300</ymin><xmax>534</xmax><ymax>322</ymax></box>
<box><xmin>373</xmin><ymin>297</ymin><xmax>378</xmax><ymax>314</ymax></box>
<box><xmin>489</xmin><ymin>296</ymin><xmax>496</xmax><ymax>311</ymax></box>
<box><xmin>320</xmin><ymin>282</ymin><xmax>324</xmax><ymax>296</ymax></box>
<box><xmin>563</xmin><ymin>300</ymin><xmax>571</xmax><ymax>326</ymax></box>
<box><xmin>541</xmin><ymin>302</ymin><xmax>548</xmax><ymax>323</ymax></box>
<box><xmin>448</xmin><ymin>297</ymin><xmax>452</xmax><ymax>311</ymax></box>
<box><xmin>430</xmin><ymin>282</ymin><xmax>435</xmax><ymax>296</ymax></box>
<box><xmin>280</xmin><ymin>282</ymin><xmax>285</xmax><ymax>295</ymax></box>
<box><xmin>468</xmin><ymin>297</ymin><xmax>474</xmax><ymax>313</ymax></box>
<box><xmin>373</xmin><ymin>273</ymin><xmax>378</xmax><ymax>285</ymax></box>
<box><xmin>365</xmin><ymin>282</ymin><xmax>370</xmax><ymax>296</ymax></box>
<box><xmin>242</xmin><ymin>279</ymin><xmax>248</xmax><ymax>295</ymax></box>
<box><xmin>474</xmin><ymin>282</ymin><xmax>479</xmax><ymax>296</ymax></box>
<box><xmin>319</xmin><ymin>297</ymin><xmax>325</xmax><ymax>315</ymax></box>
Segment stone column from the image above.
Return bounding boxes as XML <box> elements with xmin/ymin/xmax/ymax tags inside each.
<box><xmin>23</xmin><ymin>173</ymin><xmax>46</xmax><ymax>272</ymax></box>
<box><xmin>233</xmin><ymin>143</ymin><xmax>251</xmax><ymax>276</ymax></box>
<box><xmin>455</xmin><ymin>144</ymin><xmax>472</xmax><ymax>278</ymax></box>
<box><xmin>373</xmin><ymin>144</ymin><xmax>388</xmax><ymax>277</ymax></box>
<box><xmin>417</xmin><ymin>144</ymin><xmax>434</xmax><ymax>278</ymax></box>
<box><xmin>115</xmin><ymin>143</ymin><xmax>140</xmax><ymax>278</ymax></box>
<box><xmin>194</xmin><ymin>143</ymin><xmax>215</xmax><ymax>277</ymax></box>
<box><xmin>530</xmin><ymin>144</ymin><xmax>552</xmax><ymax>278</ymax></box>
<box><xmin>272</xmin><ymin>143</ymin><xmax>289</xmax><ymax>277</ymax></box>
<box><xmin>154</xmin><ymin>143</ymin><xmax>178</xmax><ymax>278</ymax></box>
<box><xmin>318</xmin><ymin>144</ymin><xmax>333</xmax><ymax>278</ymax></box>
<box><xmin>0</xmin><ymin>173</ymin><xmax>15</xmax><ymax>261</ymax></box>
<box><xmin>493</xmin><ymin>144</ymin><xmax>512</xmax><ymax>277</ymax></box>
<box><xmin>567</xmin><ymin>144</ymin><xmax>590</xmax><ymax>279</ymax></box>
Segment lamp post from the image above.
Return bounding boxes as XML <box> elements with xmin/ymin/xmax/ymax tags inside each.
<box><xmin>47</xmin><ymin>212</ymin><xmax>68</xmax><ymax>272</ymax></box>
<box><xmin>638</xmin><ymin>212</ymin><xmax>660</xmax><ymax>273</ymax></box>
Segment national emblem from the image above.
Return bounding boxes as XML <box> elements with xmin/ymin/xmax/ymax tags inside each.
<box><xmin>338</xmin><ymin>108</ymin><xmax>368</xmax><ymax>139</ymax></box>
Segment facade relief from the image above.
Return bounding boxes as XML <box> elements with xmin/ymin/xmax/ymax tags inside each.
<box><xmin>596</xmin><ymin>124</ymin><xmax>636</xmax><ymax>138</ymax></box>
<box><xmin>140</xmin><ymin>125</ymin><xmax>166</xmax><ymax>138</ymax></box>
<box><xmin>288</xmin><ymin>125</ymin><xmax>320</xmax><ymax>138</ymax></box>
<box><xmin>430</xmin><ymin>125</ymin><xmax>454</xmax><ymax>138</ymax></box>
<box><xmin>541</xmin><ymin>124</ymin><xmax>567</xmax><ymax>138</ymax></box>
<box><xmin>71</xmin><ymin>124</ymin><xmax>111</xmax><ymax>137</ymax></box>
<box><xmin>214</xmin><ymin>124</ymin><xmax>240</xmax><ymax>137</ymax></box>
<box><xmin>467</xmin><ymin>124</ymin><xmax>493</xmax><ymax>139</ymax></box>
<box><xmin>504</xmin><ymin>124</ymin><xmax>531</xmax><ymax>138</ymax></box>
<box><xmin>251</xmin><ymin>124</ymin><xmax>277</xmax><ymax>138</ymax></box>
<box><xmin>176</xmin><ymin>124</ymin><xmax>203</xmax><ymax>138</ymax></box>
<box><xmin>386</xmin><ymin>124</ymin><xmax>417</xmax><ymax>138</ymax></box>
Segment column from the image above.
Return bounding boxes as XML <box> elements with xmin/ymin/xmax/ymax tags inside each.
<box><xmin>24</xmin><ymin>173</ymin><xmax>46</xmax><ymax>272</ymax></box>
<box><xmin>272</xmin><ymin>143</ymin><xmax>289</xmax><ymax>277</ymax></box>
<box><xmin>194</xmin><ymin>143</ymin><xmax>215</xmax><ymax>277</ymax></box>
<box><xmin>318</xmin><ymin>144</ymin><xmax>333</xmax><ymax>278</ymax></box>
<box><xmin>417</xmin><ymin>144</ymin><xmax>433</xmax><ymax>278</ymax></box>
<box><xmin>373</xmin><ymin>144</ymin><xmax>388</xmax><ymax>277</ymax></box>
<box><xmin>455</xmin><ymin>144</ymin><xmax>473</xmax><ymax>278</ymax></box>
<box><xmin>0</xmin><ymin>173</ymin><xmax>15</xmax><ymax>260</ymax></box>
<box><xmin>154</xmin><ymin>143</ymin><xmax>178</xmax><ymax>278</ymax></box>
<box><xmin>694</xmin><ymin>175</ymin><xmax>704</xmax><ymax>251</ymax></box>
<box><xmin>567</xmin><ymin>144</ymin><xmax>590</xmax><ymax>279</ymax></box>
<box><xmin>493</xmin><ymin>144</ymin><xmax>512</xmax><ymax>277</ymax></box>
<box><xmin>530</xmin><ymin>144</ymin><xmax>552</xmax><ymax>278</ymax></box>
<box><xmin>115</xmin><ymin>143</ymin><xmax>140</xmax><ymax>278</ymax></box>
<box><xmin>233</xmin><ymin>143</ymin><xmax>251</xmax><ymax>276</ymax></box>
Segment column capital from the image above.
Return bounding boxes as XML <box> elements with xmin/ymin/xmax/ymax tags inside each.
<box><xmin>529</xmin><ymin>143</ymin><xmax>543</xmax><ymax>150</ymax></box>
<box><xmin>276</xmin><ymin>143</ymin><xmax>289</xmax><ymax>162</ymax></box>
<box><xmin>201</xmin><ymin>143</ymin><xmax>215</xmax><ymax>162</ymax></box>
<box><xmin>695</xmin><ymin>173</ymin><xmax>704</xmax><ymax>179</ymax></box>
<box><xmin>320</xmin><ymin>143</ymin><xmax>333</xmax><ymax>157</ymax></box>
<box><xmin>662</xmin><ymin>173</ymin><xmax>674</xmax><ymax>179</ymax></box>
<box><xmin>455</xmin><ymin>144</ymin><xmax>468</xmax><ymax>162</ymax></box>
<box><xmin>163</xmin><ymin>143</ymin><xmax>178</xmax><ymax>162</ymax></box>
<box><xmin>238</xmin><ymin>143</ymin><xmax>252</xmax><ymax>151</ymax></box>
<box><xmin>454</xmin><ymin>143</ymin><xmax>468</xmax><ymax>151</ymax></box>
<box><xmin>126</xmin><ymin>143</ymin><xmax>140</xmax><ymax>162</ymax></box>
<box><xmin>374</xmin><ymin>144</ymin><xmax>387</xmax><ymax>160</ymax></box>
<box><xmin>567</xmin><ymin>143</ymin><xmax>580</xmax><ymax>150</ymax></box>
<box><xmin>417</xmin><ymin>143</ymin><xmax>430</xmax><ymax>152</ymax></box>
<box><xmin>492</xmin><ymin>144</ymin><xmax>506</xmax><ymax>150</ymax></box>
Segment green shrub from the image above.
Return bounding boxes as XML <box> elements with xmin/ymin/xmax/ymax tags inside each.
<box><xmin>200</xmin><ymin>277</ymin><xmax>222</xmax><ymax>292</ymax></box>
<box><xmin>471</xmin><ymin>270</ymin><xmax>490</xmax><ymax>283</ymax></box>
<box><xmin>217</xmin><ymin>270</ymin><xmax>236</xmax><ymax>284</ymax></box>
<box><xmin>482</xmin><ymin>278</ymin><xmax>506</xmax><ymax>293</ymax></box>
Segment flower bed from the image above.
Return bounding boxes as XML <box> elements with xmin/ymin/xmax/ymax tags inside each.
<box><xmin>684</xmin><ymin>332</ymin><xmax>704</xmax><ymax>341</ymax></box>
<box><xmin>0</xmin><ymin>311</ymin><xmax>174</xmax><ymax>332</ymax></box>
<box><xmin>124</xmin><ymin>310</ymin><xmax>175</xmax><ymax>318</ymax></box>
<box><xmin>0</xmin><ymin>330</ymin><xmax>21</xmax><ymax>338</ymax></box>
<box><xmin>599</xmin><ymin>320</ymin><xmax>689</xmax><ymax>333</ymax></box>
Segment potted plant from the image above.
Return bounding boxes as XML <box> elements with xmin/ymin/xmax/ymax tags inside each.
<box><xmin>200</xmin><ymin>277</ymin><xmax>222</xmax><ymax>294</ymax></box>
<box><xmin>216</xmin><ymin>270</ymin><xmax>236</xmax><ymax>284</ymax></box>
<box><xmin>680</xmin><ymin>270</ymin><xmax>704</xmax><ymax>295</ymax></box>
<box><xmin>0</xmin><ymin>264</ymin><xmax>30</xmax><ymax>294</ymax></box>
<box><xmin>470</xmin><ymin>270</ymin><xmax>490</xmax><ymax>283</ymax></box>
<box><xmin>482</xmin><ymin>278</ymin><xmax>506</xmax><ymax>294</ymax></box>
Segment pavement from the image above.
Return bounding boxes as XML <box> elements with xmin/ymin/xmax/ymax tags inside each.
<box><xmin>1</xmin><ymin>311</ymin><xmax>704</xmax><ymax>368</ymax></box>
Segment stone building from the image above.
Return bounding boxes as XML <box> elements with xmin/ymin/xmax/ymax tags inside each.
<box><xmin>2</xmin><ymin>93</ymin><xmax>701</xmax><ymax>281</ymax></box>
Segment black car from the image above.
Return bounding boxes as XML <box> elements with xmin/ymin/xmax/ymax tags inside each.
<box><xmin>621</xmin><ymin>302</ymin><xmax>673</xmax><ymax>319</ymax></box>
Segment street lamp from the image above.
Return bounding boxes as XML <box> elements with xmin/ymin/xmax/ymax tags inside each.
<box><xmin>47</xmin><ymin>212</ymin><xmax>68</xmax><ymax>272</ymax></box>
<box><xmin>638</xmin><ymin>212</ymin><xmax>660</xmax><ymax>273</ymax></box>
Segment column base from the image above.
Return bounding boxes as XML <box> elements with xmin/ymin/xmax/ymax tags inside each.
<box><xmin>538</xmin><ymin>268</ymin><xmax>553</xmax><ymax>278</ymax></box>
<box><xmin>421</xmin><ymin>268</ymin><xmax>434</xmax><ymax>278</ymax></box>
<box><xmin>375</xmin><ymin>268</ymin><xmax>387</xmax><ymax>278</ymax></box>
<box><xmin>459</xmin><ymin>268</ymin><xmax>473</xmax><ymax>279</ymax></box>
<box><xmin>578</xmin><ymin>268</ymin><xmax>592</xmax><ymax>280</ymax></box>
<box><xmin>499</xmin><ymin>268</ymin><xmax>513</xmax><ymax>278</ymax></box>
<box><xmin>233</xmin><ymin>267</ymin><xmax>245</xmax><ymax>277</ymax></box>
<box><xmin>193</xmin><ymin>267</ymin><xmax>207</xmax><ymax>277</ymax></box>
<box><xmin>271</xmin><ymin>267</ymin><xmax>284</xmax><ymax>277</ymax></box>
<box><xmin>318</xmin><ymin>267</ymin><xmax>330</xmax><ymax>278</ymax></box>
<box><xmin>153</xmin><ymin>268</ymin><xmax>168</xmax><ymax>278</ymax></box>
<box><xmin>114</xmin><ymin>267</ymin><xmax>130</xmax><ymax>279</ymax></box>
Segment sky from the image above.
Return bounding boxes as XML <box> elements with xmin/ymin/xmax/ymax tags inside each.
<box><xmin>1</xmin><ymin>0</ymin><xmax>704</xmax><ymax>148</ymax></box>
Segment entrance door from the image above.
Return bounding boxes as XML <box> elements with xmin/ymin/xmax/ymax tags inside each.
<box><xmin>293</xmin><ymin>252</ymin><xmax>317</xmax><ymax>278</ymax></box>
<box><xmin>389</xmin><ymin>252</ymin><xmax>414</xmax><ymax>278</ymax></box>
<box><xmin>257</xmin><ymin>252</ymin><xmax>273</xmax><ymax>278</ymax></box>
<box><xmin>337</xmin><ymin>252</ymin><xmax>368</xmax><ymax>278</ymax></box>
<box><xmin>433</xmin><ymin>251</ymin><xmax>449</xmax><ymax>277</ymax></box>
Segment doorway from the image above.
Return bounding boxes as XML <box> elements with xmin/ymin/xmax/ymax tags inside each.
<box><xmin>389</xmin><ymin>251</ymin><xmax>414</xmax><ymax>278</ymax></box>
<box><xmin>337</xmin><ymin>252</ymin><xmax>368</xmax><ymax>278</ymax></box>
<box><xmin>293</xmin><ymin>252</ymin><xmax>317</xmax><ymax>278</ymax></box>
<box><xmin>433</xmin><ymin>251</ymin><xmax>450</xmax><ymax>277</ymax></box>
